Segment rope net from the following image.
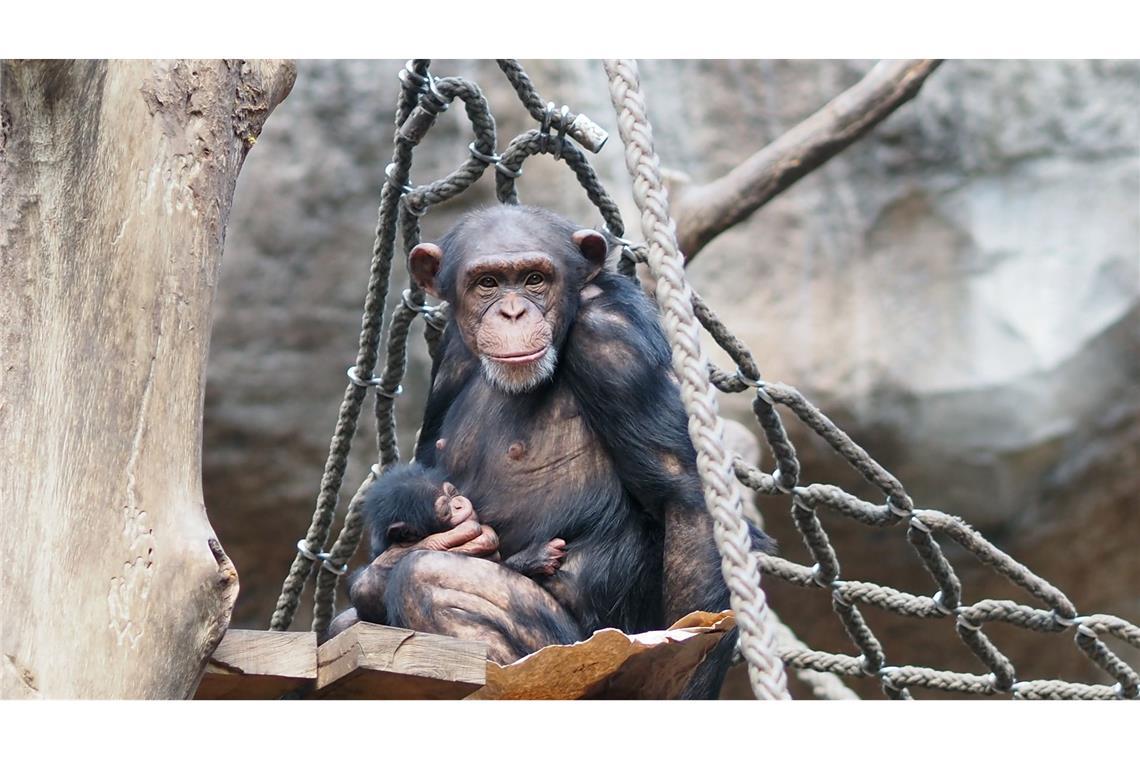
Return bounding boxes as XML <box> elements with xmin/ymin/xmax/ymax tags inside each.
<box><xmin>268</xmin><ymin>59</ymin><xmax>1140</xmax><ymax>701</ymax></box>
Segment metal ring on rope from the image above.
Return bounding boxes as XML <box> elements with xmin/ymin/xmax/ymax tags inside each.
<box><xmin>734</xmin><ymin>369</ymin><xmax>764</xmax><ymax>388</ymax></box>
<box><xmin>321</xmin><ymin>558</ymin><xmax>349</xmax><ymax>577</ymax></box>
<box><xmin>422</xmin><ymin>75</ymin><xmax>449</xmax><ymax>115</ymax></box>
<box><xmin>770</xmin><ymin>468</ymin><xmax>794</xmax><ymax>494</ymax></box>
<box><xmin>468</xmin><ymin>141</ymin><xmax>502</xmax><ymax>165</ymax></box>
<box><xmin>295</xmin><ymin>539</ymin><xmax>321</xmax><ymax>562</ymax></box>
<box><xmin>398</xmin><ymin>59</ymin><xmax>429</xmax><ymax>89</ymax></box>
<box><xmin>376</xmin><ymin>384</ymin><xmax>404</xmax><ymax>400</ymax></box>
<box><xmin>495</xmin><ymin>161</ymin><xmax>522</xmax><ymax>179</ymax></box>
<box><xmin>886</xmin><ymin>495</ymin><xmax>911</xmax><ymax>518</ymax></box>
<box><xmin>295</xmin><ymin>540</ymin><xmax>348</xmax><ymax>576</ymax></box>
<box><xmin>347</xmin><ymin>366</ymin><xmax>381</xmax><ymax>388</ymax></box>
<box><xmin>401</xmin><ymin>288</ymin><xmax>439</xmax><ymax>316</ymax></box>
<box><xmin>606</xmin><ymin>230</ymin><xmax>643</xmax><ymax>265</ymax></box>
<box><xmin>754</xmin><ymin>383</ymin><xmax>777</xmax><ymax>407</ymax></box>
<box><xmin>385</xmin><ymin>163</ymin><xmax>413</xmax><ymax>194</ymax></box>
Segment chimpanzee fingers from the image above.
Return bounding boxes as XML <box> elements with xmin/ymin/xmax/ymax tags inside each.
<box><xmin>447</xmin><ymin>524</ymin><xmax>500</xmax><ymax>558</ymax></box>
<box><xmin>418</xmin><ymin>520</ymin><xmax>483</xmax><ymax>552</ymax></box>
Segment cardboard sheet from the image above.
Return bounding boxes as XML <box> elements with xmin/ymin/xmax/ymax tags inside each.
<box><xmin>466</xmin><ymin>610</ymin><xmax>736</xmax><ymax>699</ymax></box>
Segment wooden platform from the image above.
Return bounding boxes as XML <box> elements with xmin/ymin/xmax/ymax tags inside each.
<box><xmin>315</xmin><ymin>623</ymin><xmax>486</xmax><ymax>699</ymax></box>
<box><xmin>196</xmin><ymin>629</ymin><xmax>317</xmax><ymax>700</ymax></box>
<box><xmin>194</xmin><ymin>612</ymin><xmax>732</xmax><ymax>700</ymax></box>
<box><xmin>194</xmin><ymin>623</ymin><xmax>487</xmax><ymax>700</ymax></box>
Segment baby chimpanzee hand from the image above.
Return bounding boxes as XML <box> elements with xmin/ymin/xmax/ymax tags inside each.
<box><xmin>504</xmin><ymin>538</ymin><xmax>566</xmax><ymax>578</ymax></box>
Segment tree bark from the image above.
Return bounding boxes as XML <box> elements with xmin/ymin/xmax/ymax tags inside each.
<box><xmin>671</xmin><ymin>59</ymin><xmax>942</xmax><ymax>260</ymax></box>
<box><xmin>0</xmin><ymin>59</ymin><xmax>295</xmax><ymax>698</ymax></box>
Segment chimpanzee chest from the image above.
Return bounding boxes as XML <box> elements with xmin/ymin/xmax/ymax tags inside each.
<box><xmin>436</xmin><ymin>377</ymin><xmax>620</xmax><ymax>554</ymax></box>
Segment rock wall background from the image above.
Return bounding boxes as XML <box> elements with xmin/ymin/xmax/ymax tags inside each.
<box><xmin>205</xmin><ymin>60</ymin><xmax>1139</xmax><ymax>698</ymax></box>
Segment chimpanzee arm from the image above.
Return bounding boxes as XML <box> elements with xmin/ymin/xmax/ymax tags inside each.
<box><xmin>564</xmin><ymin>274</ymin><xmax>770</xmax><ymax>626</ymax></box>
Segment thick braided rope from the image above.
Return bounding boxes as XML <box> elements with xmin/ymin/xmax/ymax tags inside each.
<box><xmin>604</xmin><ymin>59</ymin><xmax>790</xmax><ymax>700</ymax></box>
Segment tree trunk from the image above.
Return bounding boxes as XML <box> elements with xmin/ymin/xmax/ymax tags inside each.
<box><xmin>0</xmin><ymin>59</ymin><xmax>295</xmax><ymax>698</ymax></box>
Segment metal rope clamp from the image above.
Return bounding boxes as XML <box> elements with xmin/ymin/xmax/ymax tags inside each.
<box><xmin>347</xmin><ymin>366</ymin><xmax>382</xmax><ymax>388</ymax></box>
<box><xmin>401</xmin><ymin>288</ymin><xmax>438</xmax><ymax>316</ymax></box>
<box><xmin>468</xmin><ymin>141</ymin><xmax>502</xmax><ymax>166</ymax></box>
<box><xmin>606</xmin><ymin>230</ymin><xmax>643</xmax><ymax>265</ymax></box>
<box><xmin>931</xmin><ymin>589</ymin><xmax>955</xmax><ymax>616</ymax></box>
<box><xmin>398</xmin><ymin>60</ymin><xmax>429</xmax><ymax>91</ymax></box>
<box><xmin>385</xmin><ymin>163</ymin><xmax>413</xmax><ymax>195</ymax></box>
<box><xmin>540</xmin><ymin>102</ymin><xmax>571</xmax><ymax>161</ymax></box>
<box><xmin>421</xmin><ymin>74</ymin><xmax>450</xmax><ymax>116</ymax></box>
<box><xmin>397</xmin><ymin>70</ymin><xmax>450</xmax><ymax>145</ymax></box>
<box><xmin>348</xmin><ymin>365</ymin><xmax>402</xmax><ymax>399</ymax></box>
<box><xmin>885</xmin><ymin>495</ymin><xmax>911</xmax><ymax>519</ymax></box>
<box><xmin>495</xmin><ymin>160</ymin><xmax>523</xmax><ymax>180</ymax></box>
<box><xmin>771</xmin><ymin>468</ymin><xmax>795</xmax><ymax>495</ymax></box>
<box><xmin>295</xmin><ymin>539</ymin><xmax>348</xmax><ymax>576</ymax></box>
<box><xmin>376</xmin><ymin>383</ymin><xmax>404</xmax><ymax>400</ymax></box>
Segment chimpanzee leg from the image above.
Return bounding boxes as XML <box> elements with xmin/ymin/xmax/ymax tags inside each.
<box><xmin>384</xmin><ymin>550</ymin><xmax>583</xmax><ymax>664</ymax></box>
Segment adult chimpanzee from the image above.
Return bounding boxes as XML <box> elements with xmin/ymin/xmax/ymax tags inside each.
<box><xmin>343</xmin><ymin>204</ymin><xmax>772</xmax><ymax>698</ymax></box>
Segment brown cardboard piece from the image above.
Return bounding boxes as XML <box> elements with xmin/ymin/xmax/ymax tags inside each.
<box><xmin>466</xmin><ymin>610</ymin><xmax>736</xmax><ymax>699</ymax></box>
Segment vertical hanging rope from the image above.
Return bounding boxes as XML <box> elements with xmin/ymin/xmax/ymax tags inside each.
<box><xmin>268</xmin><ymin>60</ymin><xmax>431</xmax><ymax>633</ymax></box>
<box><xmin>603</xmin><ymin>58</ymin><xmax>791</xmax><ymax>700</ymax></box>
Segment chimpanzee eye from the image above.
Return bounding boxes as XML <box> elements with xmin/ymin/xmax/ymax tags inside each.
<box><xmin>477</xmin><ymin>276</ymin><xmax>498</xmax><ymax>289</ymax></box>
<box><xmin>525</xmin><ymin>272</ymin><xmax>545</xmax><ymax>287</ymax></box>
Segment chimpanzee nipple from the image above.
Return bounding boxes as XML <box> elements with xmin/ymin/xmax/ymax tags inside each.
<box><xmin>435</xmin><ymin>438</ymin><xmax>447</xmax><ymax>450</ymax></box>
<box><xmin>508</xmin><ymin>442</ymin><xmax>526</xmax><ymax>460</ymax></box>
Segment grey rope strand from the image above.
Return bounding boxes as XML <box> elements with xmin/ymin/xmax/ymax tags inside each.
<box><xmin>269</xmin><ymin>60</ymin><xmax>429</xmax><ymax>633</ymax></box>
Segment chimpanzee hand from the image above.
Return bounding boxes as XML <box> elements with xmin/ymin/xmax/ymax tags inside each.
<box><xmin>433</xmin><ymin>481</ymin><xmax>475</xmax><ymax>527</ymax></box>
<box><xmin>350</xmin><ymin>511</ymin><xmax>500</xmax><ymax>628</ymax></box>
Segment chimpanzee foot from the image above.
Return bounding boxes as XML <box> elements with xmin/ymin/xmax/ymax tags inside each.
<box><xmin>538</xmin><ymin>538</ymin><xmax>566</xmax><ymax>575</ymax></box>
<box><xmin>505</xmin><ymin>538</ymin><xmax>566</xmax><ymax>578</ymax></box>
<box><xmin>434</xmin><ymin>481</ymin><xmax>475</xmax><ymax>527</ymax></box>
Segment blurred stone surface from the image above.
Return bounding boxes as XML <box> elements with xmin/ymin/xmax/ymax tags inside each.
<box><xmin>206</xmin><ymin>60</ymin><xmax>1139</xmax><ymax>696</ymax></box>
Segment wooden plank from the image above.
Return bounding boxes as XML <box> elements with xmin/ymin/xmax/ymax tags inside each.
<box><xmin>195</xmin><ymin>630</ymin><xmax>316</xmax><ymax>700</ymax></box>
<box><xmin>315</xmin><ymin>622</ymin><xmax>487</xmax><ymax>699</ymax></box>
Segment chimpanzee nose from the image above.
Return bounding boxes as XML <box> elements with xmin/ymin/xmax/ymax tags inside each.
<box><xmin>499</xmin><ymin>296</ymin><xmax>526</xmax><ymax>321</ymax></box>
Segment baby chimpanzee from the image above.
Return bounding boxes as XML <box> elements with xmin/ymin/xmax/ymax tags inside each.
<box><xmin>362</xmin><ymin>461</ymin><xmax>567</xmax><ymax>579</ymax></box>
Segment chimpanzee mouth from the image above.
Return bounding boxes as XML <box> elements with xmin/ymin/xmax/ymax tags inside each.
<box><xmin>489</xmin><ymin>347</ymin><xmax>549</xmax><ymax>365</ymax></box>
<box><xmin>481</xmin><ymin>347</ymin><xmax>557</xmax><ymax>394</ymax></box>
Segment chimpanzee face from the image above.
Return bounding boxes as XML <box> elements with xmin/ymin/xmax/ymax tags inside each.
<box><xmin>454</xmin><ymin>250</ymin><xmax>560</xmax><ymax>393</ymax></box>
<box><xmin>408</xmin><ymin>207</ymin><xmax>608</xmax><ymax>394</ymax></box>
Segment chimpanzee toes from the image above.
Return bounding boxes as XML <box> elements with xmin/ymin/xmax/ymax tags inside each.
<box><xmin>541</xmin><ymin>538</ymin><xmax>567</xmax><ymax>574</ymax></box>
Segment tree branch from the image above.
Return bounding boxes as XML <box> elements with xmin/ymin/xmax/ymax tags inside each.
<box><xmin>671</xmin><ymin>59</ymin><xmax>943</xmax><ymax>261</ymax></box>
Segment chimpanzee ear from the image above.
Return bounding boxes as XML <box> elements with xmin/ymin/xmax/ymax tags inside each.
<box><xmin>386</xmin><ymin>522</ymin><xmax>416</xmax><ymax>545</ymax></box>
<box><xmin>409</xmin><ymin>243</ymin><xmax>444</xmax><ymax>299</ymax></box>
<box><xmin>571</xmin><ymin>229</ymin><xmax>608</xmax><ymax>281</ymax></box>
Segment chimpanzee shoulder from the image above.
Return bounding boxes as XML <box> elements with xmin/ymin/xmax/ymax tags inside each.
<box><xmin>565</xmin><ymin>270</ymin><xmax>673</xmax><ymax>377</ymax></box>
